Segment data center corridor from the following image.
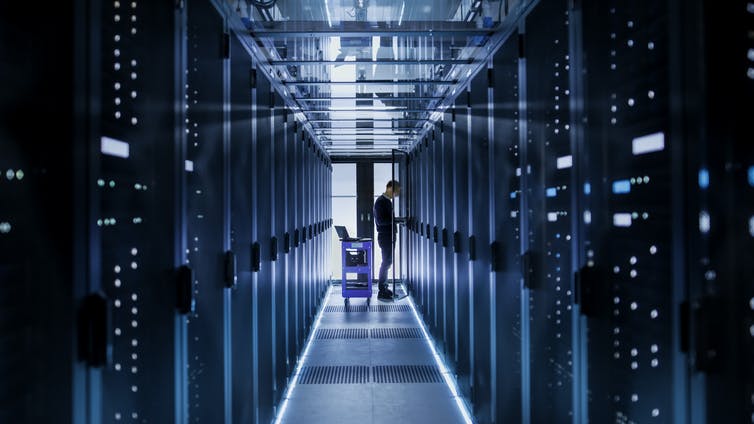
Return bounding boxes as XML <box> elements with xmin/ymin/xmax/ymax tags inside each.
<box><xmin>1</xmin><ymin>0</ymin><xmax>753</xmax><ymax>423</ymax></box>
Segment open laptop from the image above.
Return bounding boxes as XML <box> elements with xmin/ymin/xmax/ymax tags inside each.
<box><xmin>334</xmin><ymin>225</ymin><xmax>369</xmax><ymax>242</ymax></box>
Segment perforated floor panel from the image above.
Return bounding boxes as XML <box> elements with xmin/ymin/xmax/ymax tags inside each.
<box><xmin>279</xmin><ymin>286</ymin><xmax>467</xmax><ymax>424</ymax></box>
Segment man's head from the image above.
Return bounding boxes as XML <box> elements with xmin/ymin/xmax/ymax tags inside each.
<box><xmin>386</xmin><ymin>180</ymin><xmax>401</xmax><ymax>198</ymax></box>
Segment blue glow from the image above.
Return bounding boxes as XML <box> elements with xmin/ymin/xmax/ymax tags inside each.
<box><xmin>273</xmin><ymin>287</ymin><xmax>332</xmax><ymax>424</ymax></box>
<box><xmin>699</xmin><ymin>169</ymin><xmax>709</xmax><ymax>189</ymax></box>
<box><xmin>407</xmin><ymin>295</ymin><xmax>474</xmax><ymax>424</ymax></box>
<box><xmin>748</xmin><ymin>166</ymin><xmax>754</xmax><ymax>187</ymax></box>
<box><xmin>510</xmin><ymin>191</ymin><xmax>517</xmax><ymax>199</ymax></box>
<box><xmin>612</xmin><ymin>179</ymin><xmax>631</xmax><ymax>194</ymax></box>
<box><xmin>555</xmin><ymin>233</ymin><xmax>561</xmax><ymax>239</ymax></box>
<box><xmin>546</xmin><ymin>187</ymin><xmax>557</xmax><ymax>197</ymax></box>
<box><xmin>584</xmin><ymin>183</ymin><xmax>591</xmax><ymax>195</ymax></box>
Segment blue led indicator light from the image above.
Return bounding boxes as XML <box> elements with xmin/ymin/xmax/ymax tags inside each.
<box><xmin>584</xmin><ymin>183</ymin><xmax>591</xmax><ymax>195</ymax></box>
<box><xmin>748</xmin><ymin>166</ymin><xmax>754</xmax><ymax>187</ymax></box>
<box><xmin>546</xmin><ymin>187</ymin><xmax>557</xmax><ymax>197</ymax></box>
<box><xmin>698</xmin><ymin>169</ymin><xmax>709</xmax><ymax>189</ymax></box>
<box><xmin>612</xmin><ymin>179</ymin><xmax>631</xmax><ymax>194</ymax></box>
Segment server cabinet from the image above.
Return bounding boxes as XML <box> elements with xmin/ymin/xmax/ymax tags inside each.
<box><xmin>185</xmin><ymin>0</ymin><xmax>229</xmax><ymax>421</ymax></box>
<box><xmin>0</xmin><ymin>6</ymin><xmax>81</xmax><ymax>421</ymax></box>
<box><xmin>469</xmin><ymin>71</ymin><xmax>492</xmax><ymax>422</ymax></box>
<box><xmin>97</xmin><ymin>1</ymin><xmax>187</xmax><ymax>423</ymax></box>
<box><xmin>579</xmin><ymin>1</ymin><xmax>683</xmax><ymax>422</ymax></box>
<box><xmin>229</xmin><ymin>32</ymin><xmax>256</xmax><ymax>424</ymax></box>
<box><xmin>436</xmin><ymin>127</ymin><xmax>450</xmax><ymax>358</ymax></box>
<box><xmin>427</xmin><ymin>136</ymin><xmax>438</xmax><ymax>338</ymax></box>
<box><xmin>254</xmin><ymin>78</ymin><xmax>275</xmax><ymax>424</ymax></box>
<box><xmin>283</xmin><ymin>111</ymin><xmax>301</xmax><ymax>376</ymax></box>
<box><xmin>271</xmin><ymin>95</ymin><xmax>287</xmax><ymax>406</ymax></box>
<box><xmin>454</xmin><ymin>102</ymin><xmax>472</xmax><ymax>399</ymax></box>
<box><xmin>442</xmin><ymin>114</ymin><xmax>458</xmax><ymax>370</ymax></box>
<box><xmin>523</xmin><ymin>1</ymin><xmax>577</xmax><ymax>421</ymax></box>
<box><xmin>491</xmin><ymin>30</ymin><xmax>524</xmax><ymax>424</ymax></box>
<box><xmin>420</xmin><ymin>139</ymin><xmax>430</xmax><ymax>316</ymax></box>
<box><xmin>686</xmin><ymin>2</ymin><xmax>754</xmax><ymax>422</ymax></box>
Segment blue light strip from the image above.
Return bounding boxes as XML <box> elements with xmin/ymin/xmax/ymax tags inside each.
<box><xmin>273</xmin><ymin>286</ymin><xmax>332</xmax><ymax>424</ymax></box>
<box><xmin>407</xmin><ymin>295</ymin><xmax>475</xmax><ymax>424</ymax></box>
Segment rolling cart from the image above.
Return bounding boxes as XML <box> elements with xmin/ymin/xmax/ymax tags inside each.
<box><xmin>335</xmin><ymin>226</ymin><xmax>373</xmax><ymax>306</ymax></box>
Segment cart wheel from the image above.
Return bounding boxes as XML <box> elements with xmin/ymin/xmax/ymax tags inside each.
<box><xmin>366</xmin><ymin>297</ymin><xmax>371</xmax><ymax>306</ymax></box>
<box><xmin>344</xmin><ymin>298</ymin><xmax>349</xmax><ymax>307</ymax></box>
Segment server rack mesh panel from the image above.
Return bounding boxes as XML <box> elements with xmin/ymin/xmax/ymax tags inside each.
<box><xmin>99</xmin><ymin>2</ymin><xmax>181</xmax><ymax>422</ymax></box>
<box><xmin>524</xmin><ymin>0</ymin><xmax>575</xmax><ymax>421</ymax></box>
<box><xmin>469</xmin><ymin>70</ymin><xmax>493</xmax><ymax>422</ymax></box>
<box><xmin>186</xmin><ymin>1</ymin><xmax>227</xmax><ymax>421</ymax></box>
<box><xmin>229</xmin><ymin>32</ymin><xmax>255</xmax><ymax>424</ymax></box>
<box><xmin>492</xmin><ymin>28</ymin><xmax>524</xmax><ymax>424</ymax></box>
<box><xmin>581</xmin><ymin>1</ymin><xmax>676</xmax><ymax>422</ymax></box>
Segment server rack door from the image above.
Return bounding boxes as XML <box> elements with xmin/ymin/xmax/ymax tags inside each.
<box><xmin>422</xmin><ymin>140</ymin><xmax>431</xmax><ymax>318</ymax></box>
<box><xmin>688</xmin><ymin>2</ymin><xmax>754</xmax><ymax>421</ymax></box>
<box><xmin>1</xmin><ymin>4</ymin><xmax>76</xmax><ymax>421</ymax></box>
<box><xmin>229</xmin><ymin>33</ymin><xmax>255</xmax><ymax>424</ymax></box>
<box><xmin>185</xmin><ymin>0</ymin><xmax>228</xmax><ymax>421</ymax></box>
<box><xmin>297</xmin><ymin>136</ymin><xmax>306</xmax><ymax>347</ymax></box>
<box><xmin>523</xmin><ymin>1</ymin><xmax>576</xmax><ymax>421</ymax></box>
<box><xmin>95</xmin><ymin>2</ymin><xmax>186</xmax><ymax>423</ymax></box>
<box><xmin>271</xmin><ymin>98</ymin><xmax>287</xmax><ymax>406</ymax></box>
<box><xmin>305</xmin><ymin>143</ymin><xmax>313</xmax><ymax>326</ymax></box>
<box><xmin>287</xmin><ymin>121</ymin><xmax>299</xmax><ymax>369</ymax></box>
<box><xmin>437</xmin><ymin>129</ymin><xmax>448</xmax><ymax>357</ymax></box>
<box><xmin>254</xmin><ymin>78</ymin><xmax>275</xmax><ymax>424</ymax></box>
<box><xmin>454</xmin><ymin>103</ymin><xmax>472</xmax><ymax>399</ymax></box>
<box><xmin>430</xmin><ymin>135</ymin><xmax>441</xmax><ymax>342</ymax></box>
<box><xmin>580</xmin><ymin>1</ymin><xmax>679</xmax><ymax>422</ymax></box>
<box><xmin>469</xmin><ymin>71</ymin><xmax>492</xmax><ymax>422</ymax></box>
<box><xmin>418</xmin><ymin>142</ymin><xmax>432</xmax><ymax>314</ymax></box>
<box><xmin>491</xmin><ymin>31</ymin><xmax>524</xmax><ymax>424</ymax></box>
<box><xmin>442</xmin><ymin>116</ymin><xmax>457</xmax><ymax>365</ymax></box>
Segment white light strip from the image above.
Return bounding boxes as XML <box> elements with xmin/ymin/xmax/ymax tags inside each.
<box><xmin>632</xmin><ymin>132</ymin><xmax>665</xmax><ymax>155</ymax></box>
<box><xmin>407</xmin><ymin>295</ymin><xmax>474</xmax><ymax>424</ymax></box>
<box><xmin>324</xmin><ymin>0</ymin><xmax>332</xmax><ymax>27</ymax></box>
<box><xmin>274</xmin><ymin>286</ymin><xmax>333</xmax><ymax>424</ymax></box>
<box><xmin>100</xmin><ymin>136</ymin><xmax>129</xmax><ymax>158</ymax></box>
<box><xmin>556</xmin><ymin>155</ymin><xmax>573</xmax><ymax>169</ymax></box>
<box><xmin>398</xmin><ymin>1</ymin><xmax>405</xmax><ymax>26</ymax></box>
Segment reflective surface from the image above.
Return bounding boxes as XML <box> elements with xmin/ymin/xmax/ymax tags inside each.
<box><xmin>233</xmin><ymin>0</ymin><xmax>520</xmax><ymax>156</ymax></box>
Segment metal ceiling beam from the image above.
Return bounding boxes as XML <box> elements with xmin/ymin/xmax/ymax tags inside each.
<box><xmin>294</xmin><ymin>96</ymin><xmax>442</xmax><ymax>101</ymax></box>
<box><xmin>270</xmin><ymin>59</ymin><xmax>474</xmax><ymax>65</ymax></box>
<box><xmin>307</xmin><ymin>119</ymin><xmax>427</xmax><ymax>122</ymax></box>
<box><xmin>282</xmin><ymin>80</ymin><xmax>458</xmax><ymax>86</ymax></box>
<box><xmin>302</xmin><ymin>109</ymin><xmax>430</xmax><ymax>113</ymax></box>
<box><xmin>246</xmin><ymin>20</ymin><xmax>490</xmax><ymax>30</ymax></box>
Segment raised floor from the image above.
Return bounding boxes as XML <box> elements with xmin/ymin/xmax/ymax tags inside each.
<box><xmin>279</xmin><ymin>285</ymin><xmax>468</xmax><ymax>424</ymax></box>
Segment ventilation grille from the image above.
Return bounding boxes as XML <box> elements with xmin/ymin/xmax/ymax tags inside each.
<box><xmin>372</xmin><ymin>365</ymin><xmax>444</xmax><ymax>384</ymax></box>
<box><xmin>315</xmin><ymin>328</ymin><xmax>369</xmax><ymax>339</ymax></box>
<box><xmin>325</xmin><ymin>305</ymin><xmax>368</xmax><ymax>312</ymax></box>
<box><xmin>371</xmin><ymin>304</ymin><xmax>412</xmax><ymax>312</ymax></box>
<box><xmin>298</xmin><ymin>366</ymin><xmax>370</xmax><ymax>384</ymax></box>
<box><xmin>371</xmin><ymin>328</ymin><xmax>423</xmax><ymax>339</ymax></box>
<box><xmin>297</xmin><ymin>365</ymin><xmax>444</xmax><ymax>384</ymax></box>
<box><xmin>324</xmin><ymin>304</ymin><xmax>413</xmax><ymax>313</ymax></box>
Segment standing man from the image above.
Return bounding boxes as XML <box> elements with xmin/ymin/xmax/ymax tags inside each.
<box><xmin>374</xmin><ymin>180</ymin><xmax>400</xmax><ymax>300</ymax></box>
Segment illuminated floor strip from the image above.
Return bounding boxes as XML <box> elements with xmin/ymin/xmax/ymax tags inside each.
<box><xmin>406</xmin><ymin>294</ymin><xmax>475</xmax><ymax>424</ymax></box>
<box><xmin>273</xmin><ymin>287</ymin><xmax>333</xmax><ymax>424</ymax></box>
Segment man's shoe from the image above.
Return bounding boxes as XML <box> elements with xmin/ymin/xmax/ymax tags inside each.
<box><xmin>377</xmin><ymin>289</ymin><xmax>393</xmax><ymax>300</ymax></box>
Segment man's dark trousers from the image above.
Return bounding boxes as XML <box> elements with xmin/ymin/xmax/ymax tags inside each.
<box><xmin>377</xmin><ymin>235</ymin><xmax>393</xmax><ymax>291</ymax></box>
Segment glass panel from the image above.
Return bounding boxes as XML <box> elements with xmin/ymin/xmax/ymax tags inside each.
<box><xmin>331</xmin><ymin>163</ymin><xmax>357</xmax><ymax>278</ymax></box>
<box><xmin>332</xmin><ymin>163</ymin><xmax>356</xmax><ymax>195</ymax></box>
